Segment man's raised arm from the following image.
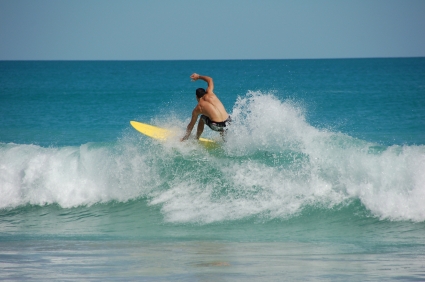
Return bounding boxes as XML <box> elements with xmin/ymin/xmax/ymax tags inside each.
<box><xmin>190</xmin><ymin>73</ymin><xmax>214</xmax><ymax>93</ymax></box>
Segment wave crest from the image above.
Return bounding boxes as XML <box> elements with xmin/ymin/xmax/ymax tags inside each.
<box><xmin>1</xmin><ymin>92</ymin><xmax>424</xmax><ymax>222</ymax></box>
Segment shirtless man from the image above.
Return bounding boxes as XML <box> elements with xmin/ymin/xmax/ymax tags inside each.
<box><xmin>181</xmin><ymin>73</ymin><xmax>231</xmax><ymax>141</ymax></box>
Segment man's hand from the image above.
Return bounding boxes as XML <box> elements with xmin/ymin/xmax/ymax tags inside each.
<box><xmin>190</xmin><ymin>73</ymin><xmax>200</xmax><ymax>81</ymax></box>
<box><xmin>180</xmin><ymin>134</ymin><xmax>189</xmax><ymax>142</ymax></box>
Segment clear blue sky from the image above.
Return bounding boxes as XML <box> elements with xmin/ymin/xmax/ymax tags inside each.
<box><xmin>1</xmin><ymin>0</ymin><xmax>424</xmax><ymax>60</ymax></box>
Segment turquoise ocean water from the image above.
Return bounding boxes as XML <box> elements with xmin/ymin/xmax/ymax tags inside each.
<box><xmin>1</xmin><ymin>59</ymin><xmax>424</xmax><ymax>281</ymax></box>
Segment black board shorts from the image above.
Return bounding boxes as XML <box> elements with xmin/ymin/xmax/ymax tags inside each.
<box><xmin>200</xmin><ymin>115</ymin><xmax>231</xmax><ymax>132</ymax></box>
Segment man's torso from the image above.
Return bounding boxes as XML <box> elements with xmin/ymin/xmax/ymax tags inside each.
<box><xmin>198</xmin><ymin>93</ymin><xmax>228</xmax><ymax>122</ymax></box>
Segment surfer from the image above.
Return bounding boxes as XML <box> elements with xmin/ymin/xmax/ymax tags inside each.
<box><xmin>181</xmin><ymin>73</ymin><xmax>231</xmax><ymax>141</ymax></box>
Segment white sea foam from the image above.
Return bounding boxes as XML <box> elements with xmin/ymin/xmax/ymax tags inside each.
<box><xmin>152</xmin><ymin>92</ymin><xmax>425</xmax><ymax>223</ymax></box>
<box><xmin>0</xmin><ymin>142</ymin><xmax>156</xmax><ymax>208</ymax></box>
<box><xmin>1</xmin><ymin>92</ymin><xmax>424</xmax><ymax>222</ymax></box>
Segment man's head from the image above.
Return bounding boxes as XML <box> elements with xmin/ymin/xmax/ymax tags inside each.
<box><xmin>196</xmin><ymin>88</ymin><xmax>206</xmax><ymax>99</ymax></box>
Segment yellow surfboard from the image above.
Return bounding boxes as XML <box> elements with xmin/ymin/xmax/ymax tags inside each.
<box><xmin>130</xmin><ymin>121</ymin><xmax>218</xmax><ymax>149</ymax></box>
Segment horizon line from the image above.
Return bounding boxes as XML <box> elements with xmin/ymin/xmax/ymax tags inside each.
<box><xmin>1</xmin><ymin>55</ymin><xmax>424</xmax><ymax>62</ymax></box>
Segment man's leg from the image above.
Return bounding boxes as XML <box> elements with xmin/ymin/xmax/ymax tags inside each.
<box><xmin>220</xmin><ymin>129</ymin><xmax>227</xmax><ymax>142</ymax></box>
<box><xmin>196</xmin><ymin>118</ymin><xmax>205</xmax><ymax>139</ymax></box>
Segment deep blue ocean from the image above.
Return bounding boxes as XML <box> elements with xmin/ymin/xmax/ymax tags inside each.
<box><xmin>1</xmin><ymin>59</ymin><xmax>424</xmax><ymax>281</ymax></box>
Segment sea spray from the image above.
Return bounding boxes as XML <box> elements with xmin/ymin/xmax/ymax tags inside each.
<box><xmin>0</xmin><ymin>141</ymin><xmax>157</xmax><ymax>208</ymax></box>
<box><xmin>1</xmin><ymin>92</ymin><xmax>424</xmax><ymax>223</ymax></box>
<box><xmin>154</xmin><ymin>92</ymin><xmax>425</xmax><ymax>223</ymax></box>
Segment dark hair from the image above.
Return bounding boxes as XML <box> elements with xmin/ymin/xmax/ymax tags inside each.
<box><xmin>196</xmin><ymin>88</ymin><xmax>206</xmax><ymax>99</ymax></box>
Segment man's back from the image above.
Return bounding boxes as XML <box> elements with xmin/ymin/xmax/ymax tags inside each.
<box><xmin>198</xmin><ymin>93</ymin><xmax>228</xmax><ymax>122</ymax></box>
